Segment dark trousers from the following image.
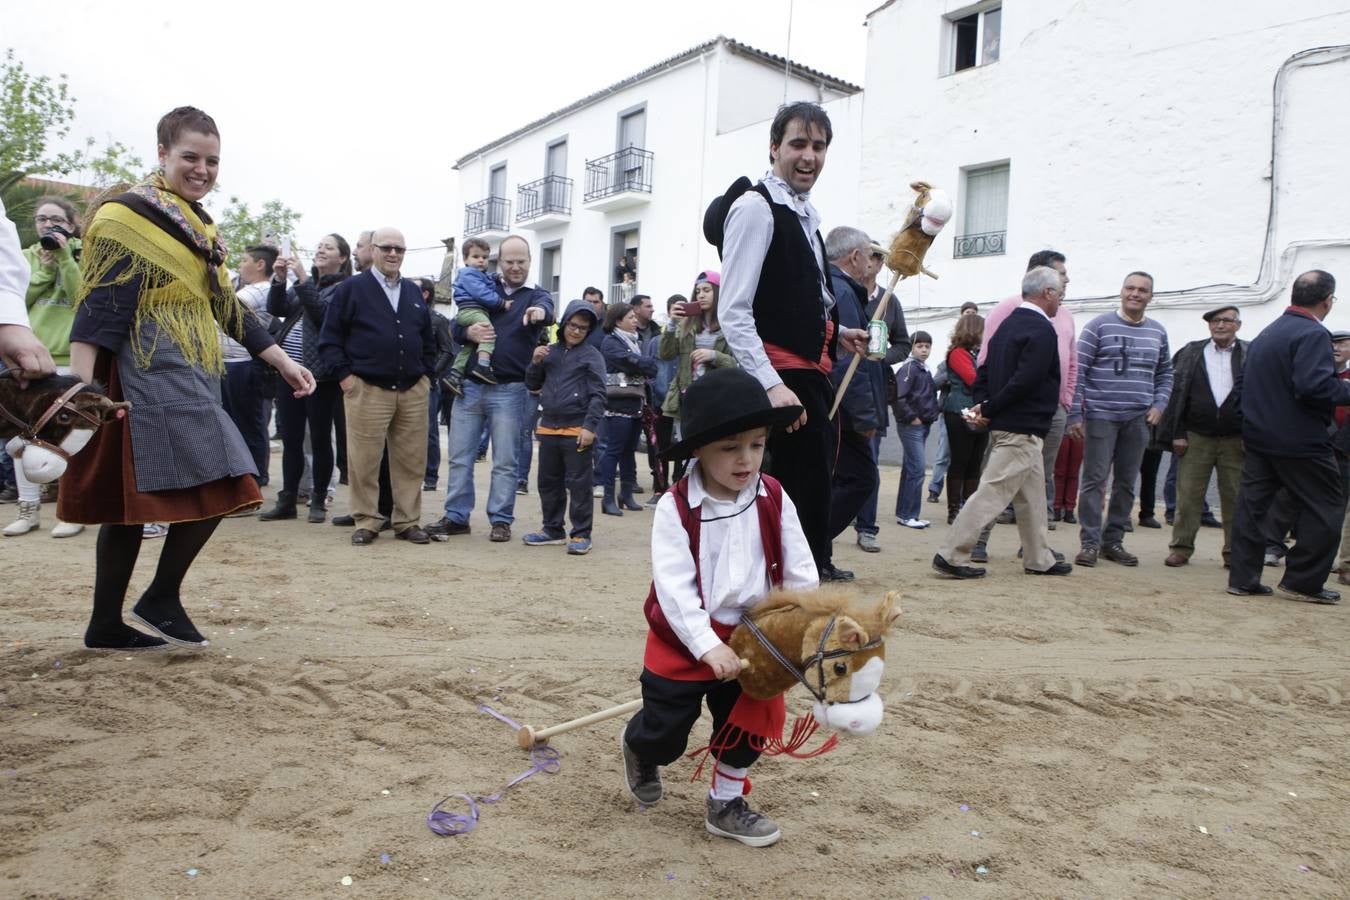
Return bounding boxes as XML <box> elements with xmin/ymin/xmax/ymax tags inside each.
<box><xmin>624</xmin><ymin>669</ymin><xmax>761</xmax><ymax>769</ymax></box>
<box><xmin>1229</xmin><ymin>449</ymin><xmax>1345</xmax><ymax>593</ymax></box>
<box><xmin>652</xmin><ymin>414</ymin><xmax>675</xmax><ymax>491</ymax></box>
<box><xmin>855</xmin><ymin>433</ymin><xmax>883</xmax><ymax>536</ymax></box>
<box><xmin>828</xmin><ymin>428</ymin><xmax>879</xmax><ymax>542</ymax></box>
<box><xmin>222</xmin><ymin>362</ymin><xmax>270</xmax><ymax>485</ymax></box>
<box><xmin>537</xmin><ymin>433</ymin><xmax>594</xmax><ymax>538</ymax></box>
<box><xmin>765</xmin><ymin>370</ymin><xmax>835</xmax><ymax>571</ymax></box>
<box><xmin>426</xmin><ymin>387</ymin><xmax>450</xmax><ymax>484</ymax></box>
<box><xmin>943</xmin><ymin>410</ymin><xmax>989</xmax><ymax>515</ymax></box>
<box><xmin>1139</xmin><ymin>446</ymin><xmax>1164</xmax><ymax>518</ymax></box>
<box><xmin>597</xmin><ymin>416</ymin><xmax>642</xmax><ymax>487</ymax></box>
<box><xmin>275</xmin><ymin>379</ymin><xmax>339</xmax><ymax>498</ymax></box>
<box><xmin>333</xmin><ymin>391</ymin><xmax>348</xmax><ymax>482</ymax></box>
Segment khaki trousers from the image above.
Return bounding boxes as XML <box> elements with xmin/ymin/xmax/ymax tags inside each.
<box><xmin>1168</xmin><ymin>432</ymin><xmax>1243</xmax><ymax>562</ymax></box>
<box><xmin>941</xmin><ymin>430</ymin><xmax>1056</xmax><ymax>570</ymax></box>
<box><xmin>343</xmin><ymin>376</ymin><xmax>429</xmax><ymax>533</ymax></box>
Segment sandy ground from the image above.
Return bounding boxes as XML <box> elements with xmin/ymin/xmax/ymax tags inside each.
<box><xmin>2</xmin><ymin>457</ymin><xmax>1349</xmax><ymax>899</ymax></box>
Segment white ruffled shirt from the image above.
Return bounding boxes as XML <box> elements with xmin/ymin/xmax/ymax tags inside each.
<box><xmin>650</xmin><ymin>461</ymin><xmax>818</xmax><ymax>661</ymax></box>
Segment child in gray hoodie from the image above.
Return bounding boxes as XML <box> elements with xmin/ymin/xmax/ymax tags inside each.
<box><xmin>522</xmin><ymin>299</ymin><xmax>608</xmax><ymax>554</ymax></box>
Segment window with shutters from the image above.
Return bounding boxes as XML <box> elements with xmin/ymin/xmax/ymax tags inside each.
<box><xmin>954</xmin><ymin>162</ymin><xmax>1009</xmax><ymax>259</ymax></box>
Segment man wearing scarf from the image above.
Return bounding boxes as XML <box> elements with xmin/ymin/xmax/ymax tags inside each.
<box><xmin>704</xmin><ymin>102</ymin><xmax>868</xmax><ymax>583</ymax></box>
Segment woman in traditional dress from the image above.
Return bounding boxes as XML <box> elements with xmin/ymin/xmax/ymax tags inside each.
<box><xmin>60</xmin><ymin>106</ymin><xmax>314</xmax><ymax>650</ymax></box>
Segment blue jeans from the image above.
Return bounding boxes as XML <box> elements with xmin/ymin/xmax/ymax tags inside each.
<box><xmin>516</xmin><ymin>391</ymin><xmax>541</xmax><ymax>486</ymax></box>
<box><xmin>854</xmin><ymin>433</ymin><xmax>883</xmax><ymax>536</ymax></box>
<box><xmin>443</xmin><ymin>380</ymin><xmax>526</xmax><ymax>526</ymax></box>
<box><xmin>928</xmin><ymin>417</ymin><xmax>950</xmax><ymax>496</ymax></box>
<box><xmin>895</xmin><ymin>422</ymin><xmax>931</xmax><ymax>521</ymax></box>
<box><xmin>596</xmin><ymin>416</ymin><xmax>641</xmax><ymax>487</ymax></box>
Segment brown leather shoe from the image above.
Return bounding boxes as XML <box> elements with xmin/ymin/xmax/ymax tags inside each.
<box><xmin>396</xmin><ymin>526</ymin><xmax>430</xmax><ymax>544</ymax></box>
<box><xmin>1164</xmin><ymin>553</ymin><xmax>1189</xmax><ymax>567</ymax></box>
<box><xmin>351</xmin><ymin>528</ymin><xmax>378</xmax><ymax>545</ymax></box>
<box><xmin>489</xmin><ymin>522</ymin><xmax>511</xmax><ymax>542</ymax></box>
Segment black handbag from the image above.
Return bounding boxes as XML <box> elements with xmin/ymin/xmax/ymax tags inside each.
<box><xmin>605</xmin><ymin>372</ymin><xmax>647</xmax><ymax>400</ymax></box>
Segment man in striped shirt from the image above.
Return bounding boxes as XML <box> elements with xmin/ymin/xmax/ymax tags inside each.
<box><xmin>1068</xmin><ymin>272</ymin><xmax>1173</xmax><ymax>567</ymax></box>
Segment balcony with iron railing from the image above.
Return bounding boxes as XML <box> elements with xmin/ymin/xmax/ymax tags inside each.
<box><xmin>953</xmin><ymin>230</ymin><xmax>1006</xmax><ymax>259</ymax></box>
<box><xmin>464</xmin><ymin>196</ymin><xmax>511</xmax><ymax>237</ymax></box>
<box><xmin>515</xmin><ymin>175</ymin><xmax>573</xmax><ymax>229</ymax></box>
<box><xmin>583</xmin><ymin>147</ymin><xmax>654</xmax><ymax>212</ymax></box>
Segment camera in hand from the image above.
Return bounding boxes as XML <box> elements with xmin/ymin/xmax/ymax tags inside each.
<box><xmin>39</xmin><ymin>224</ymin><xmax>72</xmax><ymax>252</ymax></box>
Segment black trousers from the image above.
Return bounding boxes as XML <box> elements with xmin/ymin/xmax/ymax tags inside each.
<box><xmin>1139</xmin><ymin>446</ymin><xmax>1164</xmax><ymax>517</ymax></box>
<box><xmin>765</xmin><ymin>370</ymin><xmax>835</xmax><ymax>571</ymax></box>
<box><xmin>275</xmin><ymin>379</ymin><xmax>339</xmax><ymax>498</ymax></box>
<box><xmin>1229</xmin><ymin>448</ymin><xmax>1345</xmax><ymax>593</ymax></box>
<box><xmin>647</xmin><ymin>414</ymin><xmax>675</xmax><ymax>492</ymax></box>
<box><xmin>537</xmin><ymin>433</ymin><xmax>594</xmax><ymax>538</ymax></box>
<box><xmin>828</xmin><ymin>427</ymin><xmax>879</xmax><ymax>542</ymax></box>
<box><xmin>624</xmin><ymin>669</ymin><xmax>761</xmax><ymax>769</ymax></box>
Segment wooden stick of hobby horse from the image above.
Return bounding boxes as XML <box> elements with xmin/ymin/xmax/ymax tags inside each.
<box><xmin>828</xmin><ymin>270</ymin><xmax>904</xmax><ymax>420</ymax></box>
<box><xmin>515</xmin><ymin>659</ymin><xmax>752</xmax><ymax>748</ymax></box>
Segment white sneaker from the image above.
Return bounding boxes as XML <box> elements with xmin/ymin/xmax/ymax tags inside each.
<box><xmin>898</xmin><ymin>517</ymin><xmax>930</xmax><ymax>529</ymax></box>
<box><xmin>51</xmin><ymin>520</ymin><xmax>84</xmax><ymax>538</ymax></box>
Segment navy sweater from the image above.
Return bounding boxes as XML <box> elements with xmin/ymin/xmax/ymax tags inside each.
<box><xmin>973</xmin><ymin>306</ymin><xmax>1061</xmax><ymax>437</ymax></box>
<box><xmin>524</xmin><ymin>300</ymin><xmax>607</xmax><ymax>433</ymax></box>
<box><xmin>1238</xmin><ymin>307</ymin><xmax>1350</xmax><ymax>458</ymax></box>
<box><xmin>451</xmin><ymin>279</ymin><xmax>555</xmax><ymax>383</ymax></box>
<box><xmin>317</xmin><ymin>270</ymin><xmax>434</xmax><ymax>390</ymax></box>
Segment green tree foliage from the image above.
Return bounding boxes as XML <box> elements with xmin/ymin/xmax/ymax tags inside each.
<box><xmin>214</xmin><ymin>195</ymin><xmax>304</xmax><ymax>261</ymax></box>
<box><xmin>0</xmin><ymin>48</ymin><xmax>84</xmax><ymax>177</ymax></box>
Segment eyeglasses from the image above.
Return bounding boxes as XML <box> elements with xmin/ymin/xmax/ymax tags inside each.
<box><xmin>375</xmin><ymin>244</ymin><xmax>406</xmax><ymax>254</ymax></box>
<box><xmin>35</xmin><ymin>215</ymin><xmax>70</xmax><ymax>226</ymax></box>
<box><xmin>1209</xmin><ymin>317</ymin><xmax>1238</xmax><ymax>325</ymax></box>
<box><xmin>563</xmin><ymin>322</ymin><xmax>589</xmax><ymax>332</ymax></box>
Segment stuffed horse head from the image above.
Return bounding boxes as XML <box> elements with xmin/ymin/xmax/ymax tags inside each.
<box><xmin>0</xmin><ymin>372</ymin><xmax>129</xmax><ymax>483</ymax></box>
<box><xmin>885</xmin><ymin>181</ymin><xmax>953</xmax><ymax>279</ymax></box>
<box><xmin>729</xmin><ymin>589</ymin><xmax>901</xmax><ymax>737</ymax></box>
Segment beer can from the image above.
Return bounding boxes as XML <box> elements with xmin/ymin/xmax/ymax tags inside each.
<box><xmin>866</xmin><ymin>319</ymin><xmax>888</xmax><ymax>360</ymax></box>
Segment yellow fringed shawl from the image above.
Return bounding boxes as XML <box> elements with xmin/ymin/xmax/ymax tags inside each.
<box><xmin>76</xmin><ymin>178</ymin><xmax>248</xmax><ymax>374</ymax></box>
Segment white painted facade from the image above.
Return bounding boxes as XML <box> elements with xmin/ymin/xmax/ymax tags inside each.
<box><xmin>859</xmin><ymin>1</ymin><xmax>1350</xmax><ymax>356</ymax></box>
<box><xmin>451</xmin><ymin>37</ymin><xmax>862</xmax><ymax>317</ymax></box>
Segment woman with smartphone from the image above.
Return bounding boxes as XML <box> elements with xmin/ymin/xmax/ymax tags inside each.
<box><xmin>657</xmin><ymin>270</ymin><xmax>736</xmax><ymax>424</ymax></box>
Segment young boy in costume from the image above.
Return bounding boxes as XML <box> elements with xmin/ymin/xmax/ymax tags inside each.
<box><xmin>521</xmin><ymin>300</ymin><xmax>607</xmax><ymax>555</ymax></box>
<box><xmin>444</xmin><ymin>237</ymin><xmax>507</xmax><ymax>393</ymax></box>
<box><xmin>621</xmin><ymin>367</ymin><xmax>819</xmax><ymax>847</ymax></box>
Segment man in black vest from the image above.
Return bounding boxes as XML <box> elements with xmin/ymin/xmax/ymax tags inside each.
<box><xmin>706</xmin><ymin>102</ymin><xmax>868</xmax><ymax>581</ymax></box>
<box><xmin>1160</xmin><ymin>305</ymin><xmax>1247</xmax><ymax>568</ymax></box>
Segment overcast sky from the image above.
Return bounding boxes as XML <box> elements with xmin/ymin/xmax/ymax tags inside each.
<box><xmin>8</xmin><ymin>0</ymin><xmax>875</xmax><ymax>274</ymax></box>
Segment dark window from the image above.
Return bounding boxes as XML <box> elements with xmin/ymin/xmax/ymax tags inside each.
<box><xmin>953</xmin><ymin>13</ymin><xmax>979</xmax><ymax>72</ymax></box>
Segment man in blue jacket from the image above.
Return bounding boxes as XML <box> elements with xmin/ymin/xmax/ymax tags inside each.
<box><xmin>1227</xmin><ymin>270</ymin><xmax>1349</xmax><ymax>603</ymax></box>
<box><xmin>824</xmin><ymin>226</ymin><xmax>886</xmax><ymax>578</ymax></box>
<box><xmin>934</xmin><ymin>267</ymin><xmax>1071</xmax><ymax>579</ymax></box>
<box><xmin>319</xmin><ymin>227</ymin><xmax>436</xmax><ymax>546</ymax></box>
<box><xmin>427</xmin><ymin>235</ymin><xmax>554</xmax><ymax>542</ymax></box>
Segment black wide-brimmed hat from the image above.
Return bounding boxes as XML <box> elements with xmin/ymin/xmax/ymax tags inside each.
<box><xmin>661</xmin><ymin>368</ymin><xmax>804</xmax><ymax>460</ymax></box>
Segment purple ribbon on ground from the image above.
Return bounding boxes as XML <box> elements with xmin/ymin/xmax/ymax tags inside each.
<box><xmin>426</xmin><ymin>703</ymin><xmax>561</xmax><ymax>836</ymax></box>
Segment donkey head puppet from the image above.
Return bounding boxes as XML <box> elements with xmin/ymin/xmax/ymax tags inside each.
<box><xmin>0</xmin><ymin>372</ymin><xmax>129</xmax><ymax>483</ymax></box>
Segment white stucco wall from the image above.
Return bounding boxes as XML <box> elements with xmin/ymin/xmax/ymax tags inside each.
<box><xmin>861</xmin><ymin>1</ymin><xmax>1350</xmax><ymax>354</ymax></box>
<box><xmin>452</xmin><ymin>42</ymin><xmax>861</xmax><ymax>318</ymax></box>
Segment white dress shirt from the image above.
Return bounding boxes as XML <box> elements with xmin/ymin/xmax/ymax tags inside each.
<box><xmin>1203</xmin><ymin>340</ymin><xmax>1236</xmax><ymax>407</ymax></box>
<box><xmin>717</xmin><ymin>172</ymin><xmax>834</xmax><ymax>392</ymax></box>
<box><xmin>650</xmin><ymin>461</ymin><xmax>818</xmax><ymax>661</ymax></box>
<box><xmin>0</xmin><ymin>197</ymin><xmax>33</xmax><ymax>327</ymax></box>
<box><xmin>369</xmin><ymin>267</ymin><xmax>402</xmax><ymax>312</ymax></box>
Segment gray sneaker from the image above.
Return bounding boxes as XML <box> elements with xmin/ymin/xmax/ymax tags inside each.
<box><xmin>856</xmin><ymin>531</ymin><xmax>881</xmax><ymax>553</ymax></box>
<box><xmin>620</xmin><ymin>731</ymin><xmax>663</xmax><ymax>805</ymax></box>
<box><xmin>705</xmin><ymin>795</ymin><xmax>782</xmax><ymax>847</ymax></box>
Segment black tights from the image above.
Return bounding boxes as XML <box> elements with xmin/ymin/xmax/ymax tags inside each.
<box><xmin>87</xmin><ymin>518</ymin><xmax>222</xmax><ymax>638</ymax></box>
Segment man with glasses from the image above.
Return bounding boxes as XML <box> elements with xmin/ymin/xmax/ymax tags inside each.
<box><xmin>1067</xmin><ymin>271</ymin><xmax>1173</xmax><ymax>568</ymax></box>
<box><xmin>319</xmin><ymin>227</ymin><xmax>436</xmax><ymax>546</ymax></box>
<box><xmin>1228</xmin><ymin>270</ymin><xmax>1349</xmax><ymax>603</ymax></box>
<box><xmin>428</xmin><ymin>234</ymin><xmax>554</xmax><ymax>543</ymax></box>
<box><xmin>1158</xmin><ymin>306</ymin><xmax>1247</xmax><ymax>569</ymax></box>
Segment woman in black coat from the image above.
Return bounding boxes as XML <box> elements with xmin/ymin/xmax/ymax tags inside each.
<box><xmin>597</xmin><ymin>303</ymin><xmax>657</xmax><ymax>516</ymax></box>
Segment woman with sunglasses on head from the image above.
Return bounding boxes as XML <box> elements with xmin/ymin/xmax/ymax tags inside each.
<box><xmin>60</xmin><ymin>106</ymin><xmax>315</xmax><ymax>651</ymax></box>
<box><xmin>3</xmin><ymin>197</ymin><xmax>87</xmax><ymax>538</ymax></box>
<box><xmin>259</xmin><ymin>233</ymin><xmax>353</xmax><ymax>522</ymax></box>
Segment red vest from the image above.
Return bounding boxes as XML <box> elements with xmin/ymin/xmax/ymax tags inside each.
<box><xmin>642</xmin><ymin>474</ymin><xmax>784</xmax><ymax>680</ymax></box>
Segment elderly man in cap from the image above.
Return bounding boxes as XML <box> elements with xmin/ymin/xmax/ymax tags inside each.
<box><xmin>1159</xmin><ymin>305</ymin><xmax>1248</xmax><ymax>568</ymax></box>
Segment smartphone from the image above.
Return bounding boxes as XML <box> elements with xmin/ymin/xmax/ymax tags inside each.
<box><xmin>280</xmin><ymin>236</ymin><xmax>292</xmax><ymax>258</ymax></box>
<box><xmin>681</xmin><ymin>301</ymin><xmax>703</xmax><ymax>317</ymax></box>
